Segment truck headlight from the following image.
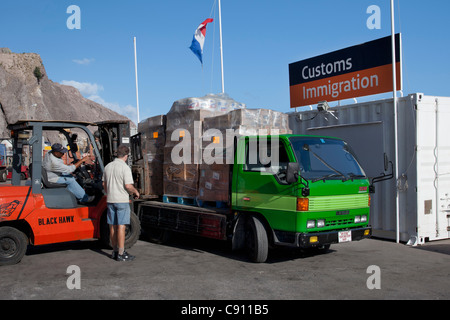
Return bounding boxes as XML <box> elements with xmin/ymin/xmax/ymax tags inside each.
<box><xmin>307</xmin><ymin>220</ymin><xmax>315</xmax><ymax>229</ymax></box>
<box><xmin>361</xmin><ymin>215</ymin><xmax>367</xmax><ymax>223</ymax></box>
<box><xmin>317</xmin><ymin>219</ymin><xmax>325</xmax><ymax>228</ymax></box>
<box><xmin>354</xmin><ymin>216</ymin><xmax>361</xmax><ymax>223</ymax></box>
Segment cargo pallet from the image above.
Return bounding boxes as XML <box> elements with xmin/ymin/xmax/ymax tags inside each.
<box><xmin>197</xmin><ymin>199</ymin><xmax>228</xmax><ymax>209</ymax></box>
<box><xmin>162</xmin><ymin>195</ymin><xmax>228</xmax><ymax>209</ymax></box>
<box><xmin>162</xmin><ymin>195</ymin><xmax>197</xmax><ymax>206</ymax></box>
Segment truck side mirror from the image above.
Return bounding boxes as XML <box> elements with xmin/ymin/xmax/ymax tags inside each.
<box><xmin>370</xmin><ymin>153</ymin><xmax>394</xmax><ymax>194</ymax></box>
<box><xmin>286</xmin><ymin>162</ymin><xmax>299</xmax><ymax>184</ymax></box>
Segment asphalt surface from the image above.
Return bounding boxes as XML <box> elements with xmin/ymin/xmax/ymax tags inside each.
<box><xmin>0</xmin><ymin>234</ymin><xmax>449</xmax><ymax>300</ymax></box>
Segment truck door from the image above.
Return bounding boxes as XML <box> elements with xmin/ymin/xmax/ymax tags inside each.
<box><xmin>234</xmin><ymin>137</ymin><xmax>298</xmax><ymax>231</ymax></box>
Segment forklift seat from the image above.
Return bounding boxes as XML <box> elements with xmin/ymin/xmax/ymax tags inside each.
<box><xmin>40</xmin><ymin>167</ymin><xmax>78</xmax><ymax>209</ymax></box>
<box><xmin>41</xmin><ymin>167</ymin><xmax>67</xmax><ymax>189</ymax></box>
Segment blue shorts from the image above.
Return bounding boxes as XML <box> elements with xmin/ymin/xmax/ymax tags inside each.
<box><xmin>107</xmin><ymin>203</ymin><xmax>131</xmax><ymax>225</ymax></box>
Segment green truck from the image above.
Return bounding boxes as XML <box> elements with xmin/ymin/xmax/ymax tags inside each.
<box><xmin>133</xmin><ymin>134</ymin><xmax>372</xmax><ymax>263</ymax></box>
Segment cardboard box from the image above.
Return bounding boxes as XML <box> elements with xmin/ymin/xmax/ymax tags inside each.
<box><xmin>138</xmin><ymin>115</ymin><xmax>166</xmax><ymax>133</ymax></box>
<box><xmin>163</xmin><ymin>163</ymin><xmax>198</xmax><ymax>181</ymax></box>
<box><xmin>198</xmin><ymin>163</ymin><xmax>230</xmax><ymax>202</ymax></box>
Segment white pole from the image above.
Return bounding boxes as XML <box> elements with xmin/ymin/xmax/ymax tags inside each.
<box><xmin>134</xmin><ymin>37</ymin><xmax>140</xmax><ymax>124</ymax></box>
<box><xmin>391</xmin><ymin>0</ymin><xmax>400</xmax><ymax>243</ymax></box>
<box><xmin>218</xmin><ymin>0</ymin><xmax>225</xmax><ymax>94</ymax></box>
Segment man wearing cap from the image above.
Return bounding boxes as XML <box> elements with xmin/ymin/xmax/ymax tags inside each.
<box><xmin>43</xmin><ymin>143</ymin><xmax>95</xmax><ymax>204</ymax></box>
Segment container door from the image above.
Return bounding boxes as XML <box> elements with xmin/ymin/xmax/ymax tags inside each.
<box><xmin>416</xmin><ymin>96</ymin><xmax>450</xmax><ymax>242</ymax></box>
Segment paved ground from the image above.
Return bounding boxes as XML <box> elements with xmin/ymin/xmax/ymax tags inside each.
<box><xmin>0</xmin><ymin>234</ymin><xmax>449</xmax><ymax>301</ymax></box>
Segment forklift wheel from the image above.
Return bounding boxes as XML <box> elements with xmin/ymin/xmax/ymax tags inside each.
<box><xmin>0</xmin><ymin>227</ymin><xmax>28</xmax><ymax>266</ymax></box>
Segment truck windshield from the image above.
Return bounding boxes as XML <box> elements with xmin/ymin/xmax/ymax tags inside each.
<box><xmin>289</xmin><ymin>137</ymin><xmax>366</xmax><ymax>182</ymax></box>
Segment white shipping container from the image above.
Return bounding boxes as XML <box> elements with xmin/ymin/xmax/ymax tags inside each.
<box><xmin>289</xmin><ymin>93</ymin><xmax>450</xmax><ymax>244</ymax></box>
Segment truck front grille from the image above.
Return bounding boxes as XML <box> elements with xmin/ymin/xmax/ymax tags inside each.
<box><xmin>308</xmin><ymin>194</ymin><xmax>368</xmax><ymax>212</ymax></box>
<box><xmin>325</xmin><ymin>218</ymin><xmax>354</xmax><ymax>227</ymax></box>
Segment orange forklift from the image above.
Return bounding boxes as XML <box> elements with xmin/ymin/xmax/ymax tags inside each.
<box><xmin>0</xmin><ymin>120</ymin><xmax>140</xmax><ymax>265</ymax></box>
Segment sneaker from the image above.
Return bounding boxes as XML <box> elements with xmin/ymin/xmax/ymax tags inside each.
<box><xmin>116</xmin><ymin>251</ymin><xmax>135</xmax><ymax>262</ymax></box>
<box><xmin>111</xmin><ymin>251</ymin><xmax>118</xmax><ymax>260</ymax></box>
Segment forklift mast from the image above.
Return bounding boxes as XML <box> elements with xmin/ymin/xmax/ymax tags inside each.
<box><xmin>95</xmin><ymin>120</ymin><xmax>131</xmax><ymax>167</ymax></box>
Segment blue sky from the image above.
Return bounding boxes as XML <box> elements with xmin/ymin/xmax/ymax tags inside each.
<box><xmin>1</xmin><ymin>0</ymin><xmax>449</xmax><ymax>124</ymax></box>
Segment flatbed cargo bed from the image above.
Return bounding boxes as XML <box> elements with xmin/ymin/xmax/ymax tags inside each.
<box><xmin>137</xmin><ymin>200</ymin><xmax>231</xmax><ymax>240</ymax></box>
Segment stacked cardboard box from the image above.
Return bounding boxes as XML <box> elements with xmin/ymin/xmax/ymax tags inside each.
<box><xmin>164</xmin><ymin>110</ymin><xmax>211</xmax><ymax>198</ymax></box>
<box><xmin>135</xmin><ymin>115</ymin><xmax>166</xmax><ymax>196</ymax></box>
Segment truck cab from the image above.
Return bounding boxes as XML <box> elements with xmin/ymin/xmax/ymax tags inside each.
<box><xmin>231</xmin><ymin>135</ymin><xmax>371</xmax><ymax>261</ymax></box>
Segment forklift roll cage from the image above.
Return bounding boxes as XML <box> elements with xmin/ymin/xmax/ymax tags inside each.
<box><xmin>10</xmin><ymin>121</ymin><xmax>103</xmax><ymax>193</ymax></box>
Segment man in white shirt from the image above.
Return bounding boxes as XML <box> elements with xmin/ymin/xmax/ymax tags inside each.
<box><xmin>102</xmin><ymin>145</ymin><xmax>140</xmax><ymax>262</ymax></box>
<box><xmin>43</xmin><ymin>143</ymin><xmax>94</xmax><ymax>204</ymax></box>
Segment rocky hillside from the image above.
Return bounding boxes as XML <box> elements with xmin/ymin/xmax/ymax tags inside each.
<box><xmin>0</xmin><ymin>48</ymin><xmax>130</xmax><ymax>138</ymax></box>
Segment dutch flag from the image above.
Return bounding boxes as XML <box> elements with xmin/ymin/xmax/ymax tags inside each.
<box><xmin>189</xmin><ymin>18</ymin><xmax>214</xmax><ymax>64</ymax></box>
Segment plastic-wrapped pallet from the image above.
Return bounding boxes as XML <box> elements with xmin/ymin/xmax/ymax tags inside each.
<box><xmin>164</xmin><ymin>94</ymin><xmax>245</xmax><ymax>199</ymax></box>
<box><xmin>165</xmin><ymin>94</ymin><xmax>246</xmax><ymax>163</ymax></box>
<box><xmin>168</xmin><ymin>93</ymin><xmax>246</xmax><ymax>115</ymax></box>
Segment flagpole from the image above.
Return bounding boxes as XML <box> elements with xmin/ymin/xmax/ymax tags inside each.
<box><xmin>390</xmin><ymin>0</ymin><xmax>400</xmax><ymax>244</ymax></box>
<box><xmin>134</xmin><ymin>37</ymin><xmax>140</xmax><ymax>124</ymax></box>
<box><xmin>218</xmin><ymin>0</ymin><xmax>225</xmax><ymax>94</ymax></box>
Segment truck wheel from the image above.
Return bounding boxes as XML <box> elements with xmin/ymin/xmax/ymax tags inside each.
<box><xmin>142</xmin><ymin>227</ymin><xmax>171</xmax><ymax>244</ymax></box>
<box><xmin>245</xmin><ymin>216</ymin><xmax>269</xmax><ymax>263</ymax></box>
<box><xmin>0</xmin><ymin>227</ymin><xmax>28</xmax><ymax>266</ymax></box>
<box><xmin>100</xmin><ymin>212</ymin><xmax>141</xmax><ymax>249</ymax></box>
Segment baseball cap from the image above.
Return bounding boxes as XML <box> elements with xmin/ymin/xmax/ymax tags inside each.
<box><xmin>51</xmin><ymin>143</ymin><xmax>68</xmax><ymax>153</ymax></box>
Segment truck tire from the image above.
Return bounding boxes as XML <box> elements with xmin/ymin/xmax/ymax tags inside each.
<box><xmin>245</xmin><ymin>216</ymin><xmax>269</xmax><ymax>263</ymax></box>
<box><xmin>100</xmin><ymin>212</ymin><xmax>141</xmax><ymax>249</ymax></box>
<box><xmin>0</xmin><ymin>227</ymin><xmax>28</xmax><ymax>266</ymax></box>
<box><xmin>125</xmin><ymin>212</ymin><xmax>141</xmax><ymax>248</ymax></box>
